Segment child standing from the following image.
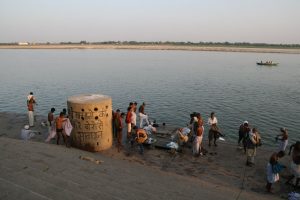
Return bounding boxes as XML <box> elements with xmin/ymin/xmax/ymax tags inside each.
<box><xmin>266</xmin><ymin>153</ymin><xmax>286</xmax><ymax>193</ymax></box>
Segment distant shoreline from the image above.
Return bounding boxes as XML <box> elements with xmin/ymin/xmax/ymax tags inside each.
<box><xmin>1</xmin><ymin>44</ymin><xmax>300</xmax><ymax>54</ymax></box>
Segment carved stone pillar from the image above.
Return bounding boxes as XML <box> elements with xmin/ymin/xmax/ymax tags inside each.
<box><xmin>67</xmin><ymin>94</ymin><xmax>112</xmax><ymax>152</ymax></box>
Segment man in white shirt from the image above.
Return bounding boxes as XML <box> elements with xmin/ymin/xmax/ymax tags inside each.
<box><xmin>207</xmin><ymin>112</ymin><xmax>222</xmax><ymax>147</ymax></box>
<box><xmin>138</xmin><ymin>102</ymin><xmax>149</xmax><ymax>128</ymax></box>
<box><xmin>208</xmin><ymin>112</ymin><xmax>218</xmax><ymax>126</ymax></box>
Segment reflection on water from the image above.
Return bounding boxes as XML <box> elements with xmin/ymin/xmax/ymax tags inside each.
<box><xmin>0</xmin><ymin>49</ymin><xmax>299</xmax><ymax>146</ymax></box>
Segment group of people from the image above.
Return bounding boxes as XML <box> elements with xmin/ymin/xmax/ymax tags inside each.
<box><xmin>25</xmin><ymin>92</ymin><xmax>72</xmax><ymax>146</ymax></box>
<box><xmin>265</xmin><ymin>127</ymin><xmax>300</xmax><ymax>193</ymax></box>
<box><xmin>45</xmin><ymin>108</ymin><xmax>72</xmax><ymax>147</ymax></box>
<box><xmin>178</xmin><ymin>112</ymin><xmax>223</xmax><ymax>156</ymax></box>
<box><xmin>112</xmin><ymin>101</ymin><xmax>152</xmax><ymax>154</ymax></box>
<box><xmin>177</xmin><ymin>114</ymin><xmax>298</xmax><ymax>193</ymax></box>
<box><xmin>25</xmin><ymin>92</ymin><xmax>299</xmax><ymax>193</ymax></box>
<box><xmin>238</xmin><ymin>120</ymin><xmax>300</xmax><ymax>192</ymax></box>
<box><xmin>238</xmin><ymin>121</ymin><xmax>262</xmax><ymax>166</ymax></box>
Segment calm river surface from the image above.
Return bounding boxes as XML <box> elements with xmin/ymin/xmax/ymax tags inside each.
<box><xmin>0</xmin><ymin>49</ymin><xmax>299</xmax><ymax>146</ymax></box>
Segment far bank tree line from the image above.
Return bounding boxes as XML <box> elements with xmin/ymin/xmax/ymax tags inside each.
<box><xmin>1</xmin><ymin>41</ymin><xmax>300</xmax><ymax>49</ymax></box>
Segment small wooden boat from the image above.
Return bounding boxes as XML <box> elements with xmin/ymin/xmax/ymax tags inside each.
<box><xmin>256</xmin><ymin>62</ymin><xmax>278</xmax><ymax>66</ymax></box>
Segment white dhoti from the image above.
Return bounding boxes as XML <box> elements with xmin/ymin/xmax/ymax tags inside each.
<box><xmin>45</xmin><ymin>125</ymin><xmax>56</xmax><ymax>142</ymax></box>
<box><xmin>193</xmin><ymin>136</ymin><xmax>203</xmax><ymax>155</ymax></box>
<box><xmin>266</xmin><ymin>163</ymin><xmax>280</xmax><ymax>183</ymax></box>
<box><xmin>28</xmin><ymin>111</ymin><xmax>34</xmax><ymax>127</ymax></box>
<box><xmin>278</xmin><ymin>140</ymin><xmax>288</xmax><ymax>152</ymax></box>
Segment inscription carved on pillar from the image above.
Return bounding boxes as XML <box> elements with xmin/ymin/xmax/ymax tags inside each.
<box><xmin>67</xmin><ymin>94</ymin><xmax>112</xmax><ymax>152</ymax></box>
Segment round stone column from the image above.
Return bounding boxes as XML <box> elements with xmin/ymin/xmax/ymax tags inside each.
<box><xmin>67</xmin><ymin>94</ymin><xmax>112</xmax><ymax>152</ymax></box>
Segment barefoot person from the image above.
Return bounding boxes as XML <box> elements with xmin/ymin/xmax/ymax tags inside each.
<box><xmin>207</xmin><ymin>112</ymin><xmax>223</xmax><ymax>147</ymax></box>
<box><xmin>55</xmin><ymin>112</ymin><xmax>67</xmax><ymax>146</ymax></box>
<box><xmin>27</xmin><ymin>92</ymin><xmax>37</xmax><ymax>127</ymax></box>
<box><xmin>238</xmin><ymin>121</ymin><xmax>249</xmax><ymax>153</ymax></box>
<box><xmin>246</xmin><ymin>128</ymin><xmax>259</xmax><ymax>166</ymax></box>
<box><xmin>117</xmin><ymin>113</ymin><xmax>125</xmax><ymax>152</ymax></box>
<box><xmin>193</xmin><ymin>121</ymin><xmax>204</xmax><ymax>156</ymax></box>
<box><xmin>27</xmin><ymin>100</ymin><xmax>34</xmax><ymax>127</ymax></box>
<box><xmin>266</xmin><ymin>153</ymin><xmax>286</xmax><ymax>193</ymax></box>
<box><xmin>125</xmin><ymin>106</ymin><xmax>133</xmax><ymax>140</ymax></box>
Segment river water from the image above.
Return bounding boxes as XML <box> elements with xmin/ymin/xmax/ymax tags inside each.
<box><xmin>0</xmin><ymin>49</ymin><xmax>299</xmax><ymax>146</ymax></box>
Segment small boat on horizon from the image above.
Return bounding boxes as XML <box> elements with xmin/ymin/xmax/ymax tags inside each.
<box><xmin>256</xmin><ymin>61</ymin><xmax>278</xmax><ymax>66</ymax></box>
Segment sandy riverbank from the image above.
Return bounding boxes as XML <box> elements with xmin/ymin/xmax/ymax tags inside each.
<box><xmin>0</xmin><ymin>112</ymin><xmax>296</xmax><ymax>199</ymax></box>
<box><xmin>1</xmin><ymin>44</ymin><xmax>300</xmax><ymax>54</ymax></box>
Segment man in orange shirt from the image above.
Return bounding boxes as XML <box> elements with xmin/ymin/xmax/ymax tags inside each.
<box><xmin>56</xmin><ymin>112</ymin><xmax>67</xmax><ymax>146</ymax></box>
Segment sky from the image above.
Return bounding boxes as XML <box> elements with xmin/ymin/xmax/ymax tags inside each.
<box><xmin>0</xmin><ymin>0</ymin><xmax>300</xmax><ymax>44</ymax></box>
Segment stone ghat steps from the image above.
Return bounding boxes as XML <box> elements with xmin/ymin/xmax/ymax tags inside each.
<box><xmin>0</xmin><ymin>137</ymin><xmax>278</xmax><ymax>200</ymax></box>
<box><xmin>0</xmin><ymin>142</ymin><xmax>158</xmax><ymax>199</ymax></box>
<box><xmin>0</xmin><ymin>138</ymin><xmax>206</xmax><ymax>200</ymax></box>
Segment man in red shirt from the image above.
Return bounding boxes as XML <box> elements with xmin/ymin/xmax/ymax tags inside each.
<box><xmin>27</xmin><ymin>98</ymin><xmax>35</xmax><ymax>127</ymax></box>
<box><xmin>126</xmin><ymin>106</ymin><xmax>133</xmax><ymax>139</ymax></box>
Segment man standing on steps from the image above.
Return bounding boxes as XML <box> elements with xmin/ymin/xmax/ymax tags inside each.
<box><xmin>27</xmin><ymin>92</ymin><xmax>37</xmax><ymax>127</ymax></box>
<box><xmin>117</xmin><ymin>112</ymin><xmax>125</xmax><ymax>152</ymax></box>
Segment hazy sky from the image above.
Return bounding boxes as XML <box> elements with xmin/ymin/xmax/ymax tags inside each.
<box><xmin>1</xmin><ymin>0</ymin><xmax>299</xmax><ymax>44</ymax></box>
